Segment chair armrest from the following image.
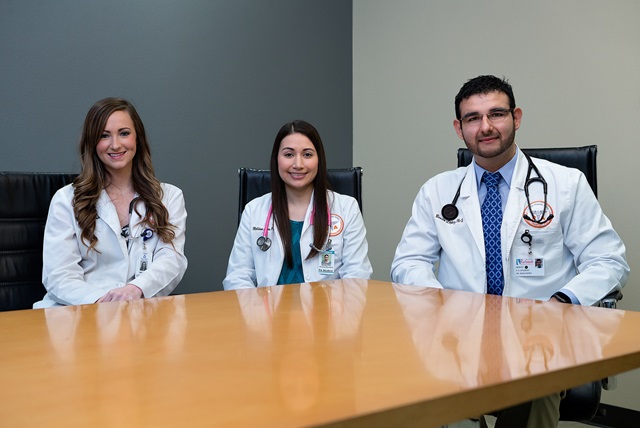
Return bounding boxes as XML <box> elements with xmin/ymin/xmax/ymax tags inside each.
<box><xmin>599</xmin><ymin>290</ymin><xmax>622</xmax><ymax>309</ymax></box>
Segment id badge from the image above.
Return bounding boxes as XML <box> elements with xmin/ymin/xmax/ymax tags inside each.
<box><xmin>514</xmin><ymin>258</ymin><xmax>545</xmax><ymax>277</ymax></box>
<box><xmin>135</xmin><ymin>251</ymin><xmax>150</xmax><ymax>278</ymax></box>
<box><xmin>318</xmin><ymin>250</ymin><xmax>335</xmax><ymax>275</ymax></box>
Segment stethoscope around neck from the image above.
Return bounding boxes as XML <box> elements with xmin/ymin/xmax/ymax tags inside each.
<box><xmin>120</xmin><ymin>197</ymin><xmax>154</xmax><ymax>248</ymax></box>
<box><xmin>440</xmin><ymin>152</ymin><xmax>554</xmax><ymax>226</ymax></box>
<box><xmin>257</xmin><ymin>204</ymin><xmax>332</xmax><ymax>252</ymax></box>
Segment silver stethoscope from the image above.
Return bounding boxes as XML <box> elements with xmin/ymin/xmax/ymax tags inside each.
<box><xmin>256</xmin><ymin>204</ymin><xmax>333</xmax><ymax>252</ymax></box>
<box><xmin>441</xmin><ymin>153</ymin><xmax>554</xmax><ymax>227</ymax></box>
<box><xmin>120</xmin><ymin>197</ymin><xmax>154</xmax><ymax>250</ymax></box>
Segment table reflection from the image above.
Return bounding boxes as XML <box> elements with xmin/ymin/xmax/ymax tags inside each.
<box><xmin>234</xmin><ymin>279</ymin><xmax>367</xmax><ymax>416</ymax></box>
<box><xmin>45</xmin><ymin>296</ymin><xmax>187</xmax><ymax>362</ymax></box>
<box><xmin>392</xmin><ymin>284</ymin><xmax>623</xmax><ymax>387</ymax></box>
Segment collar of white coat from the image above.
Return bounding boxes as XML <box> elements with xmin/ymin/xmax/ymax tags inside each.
<box><xmin>96</xmin><ymin>189</ymin><xmax>144</xmax><ymax>235</ymax></box>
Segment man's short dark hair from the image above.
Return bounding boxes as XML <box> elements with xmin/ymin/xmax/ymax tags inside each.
<box><xmin>454</xmin><ymin>75</ymin><xmax>516</xmax><ymax>119</ymax></box>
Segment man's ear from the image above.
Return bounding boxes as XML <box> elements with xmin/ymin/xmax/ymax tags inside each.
<box><xmin>513</xmin><ymin>107</ymin><xmax>523</xmax><ymax>131</ymax></box>
<box><xmin>453</xmin><ymin>119</ymin><xmax>464</xmax><ymax>140</ymax></box>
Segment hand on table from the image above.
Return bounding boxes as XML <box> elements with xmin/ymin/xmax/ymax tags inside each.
<box><xmin>97</xmin><ymin>284</ymin><xmax>144</xmax><ymax>303</ymax></box>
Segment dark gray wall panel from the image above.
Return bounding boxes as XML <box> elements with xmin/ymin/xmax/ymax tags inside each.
<box><xmin>0</xmin><ymin>0</ymin><xmax>352</xmax><ymax>293</ymax></box>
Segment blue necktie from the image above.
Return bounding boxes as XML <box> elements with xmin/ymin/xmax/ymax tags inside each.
<box><xmin>482</xmin><ymin>172</ymin><xmax>504</xmax><ymax>295</ymax></box>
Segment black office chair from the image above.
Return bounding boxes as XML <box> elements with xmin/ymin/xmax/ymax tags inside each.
<box><xmin>457</xmin><ymin>145</ymin><xmax>598</xmax><ymax>197</ymax></box>
<box><xmin>457</xmin><ymin>145</ymin><xmax>616</xmax><ymax>422</ymax></box>
<box><xmin>0</xmin><ymin>172</ymin><xmax>76</xmax><ymax>311</ymax></box>
<box><xmin>237</xmin><ymin>167</ymin><xmax>363</xmax><ymax>225</ymax></box>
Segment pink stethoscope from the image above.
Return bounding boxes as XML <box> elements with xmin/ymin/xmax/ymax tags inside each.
<box><xmin>256</xmin><ymin>204</ymin><xmax>332</xmax><ymax>252</ymax></box>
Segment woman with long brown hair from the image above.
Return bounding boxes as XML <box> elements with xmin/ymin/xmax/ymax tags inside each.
<box><xmin>223</xmin><ymin>120</ymin><xmax>371</xmax><ymax>289</ymax></box>
<box><xmin>36</xmin><ymin>98</ymin><xmax>187</xmax><ymax>308</ymax></box>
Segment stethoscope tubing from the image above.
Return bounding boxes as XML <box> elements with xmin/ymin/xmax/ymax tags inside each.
<box><xmin>521</xmin><ymin>152</ymin><xmax>553</xmax><ymax>225</ymax></box>
<box><xmin>441</xmin><ymin>154</ymin><xmax>552</xmax><ymax>225</ymax></box>
<box><xmin>119</xmin><ymin>197</ymin><xmax>154</xmax><ymax>251</ymax></box>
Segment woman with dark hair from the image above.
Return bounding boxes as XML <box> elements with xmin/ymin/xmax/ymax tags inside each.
<box><xmin>223</xmin><ymin>120</ymin><xmax>372</xmax><ymax>290</ymax></box>
<box><xmin>35</xmin><ymin>98</ymin><xmax>188</xmax><ymax>308</ymax></box>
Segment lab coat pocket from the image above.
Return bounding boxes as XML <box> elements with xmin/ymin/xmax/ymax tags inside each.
<box><xmin>512</xmin><ymin>226</ymin><xmax>564</xmax><ymax>290</ymax></box>
<box><xmin>515</xmin><ymin>221</ymin><xmax>561</xmax><ymax>258</ymax></box>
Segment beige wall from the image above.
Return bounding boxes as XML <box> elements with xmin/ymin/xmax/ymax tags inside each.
<box><xmin>353</xmin><ymin>0</ymin><xmax>640</xmax><ymax>411</ymax></box>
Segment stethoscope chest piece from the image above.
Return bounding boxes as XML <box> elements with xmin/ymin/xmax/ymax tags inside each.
<box><xmin>441</xmin><ymin>204</ymin><xmax>459</xmax><ymax>221</ymax></box>
<box><xmin>257</xmin><ymin>236</ymin><xmax>272</xmax><ymax>251</ymax></box>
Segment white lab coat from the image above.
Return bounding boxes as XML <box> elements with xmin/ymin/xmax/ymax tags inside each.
<box><xmin>391</xmin><ymin>148</ymin><xmax>629</xmax><ymax>306</ymax></box>
<box><xmin>35</xmin><ymin>183</ymin><xmax>188</xmax><ymax>308</ymax></box>
<box><xmin>223</xmin><ymin>191</ymin><xmax>372</xmax><ymax>289</ymax></box>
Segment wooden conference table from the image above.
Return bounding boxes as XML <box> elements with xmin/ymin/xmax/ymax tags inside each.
<box><xmin>1</xmin><ymin>279</ymin><xmax>640</xmax><ymax>428</ymax></box>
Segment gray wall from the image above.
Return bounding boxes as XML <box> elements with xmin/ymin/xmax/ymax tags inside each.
<box><xmin>353</xmin><ymin>0</ymin><xmax>640</xmax><ymax>411</ymax></box>
<box><xmin>0</xmin><ymin>0</ymin><xmax>352</xmax><ymax>294</ymax></box>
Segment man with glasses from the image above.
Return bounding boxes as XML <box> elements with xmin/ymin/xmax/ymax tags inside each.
<box><xmin>391</xmin><ymin>75</ymin><xmax>629</xmax><ymax>427</ymax></box>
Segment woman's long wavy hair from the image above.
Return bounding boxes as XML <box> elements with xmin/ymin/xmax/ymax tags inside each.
<box><xmin>73</xmin><ymin>97</ymin><xmax>175</xmax><ymax>252</ymax></box>
<box><xmin>270</xmin><ymin>120</ymin><xmax>330</xmax><ymax>267</ymax></box>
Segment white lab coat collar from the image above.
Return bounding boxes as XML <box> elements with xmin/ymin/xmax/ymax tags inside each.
<box><xmin>511</xmin><ymin>146</ymin><xmax>528</xmax><ymax>192</ymax></box>
<box><xmin>458</xmin><ymin>166</ymin><xmax>484</xmax><ymax>257</ymax></box>
<box><xmin>96</xmin><ymin>190</ymin><xmax>121</xmax><ymax>238</ymax></box>
<box><xmin>95</xmin><ymin>190</ymin><xmax>144</xmax><ymax>257</ymax></box>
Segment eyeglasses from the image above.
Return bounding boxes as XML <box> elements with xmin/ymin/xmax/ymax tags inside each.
<box><xmin>459</xmin><ymin>108</ymin><xmax>514</xmax><ymax>127</ymax></box>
